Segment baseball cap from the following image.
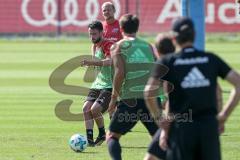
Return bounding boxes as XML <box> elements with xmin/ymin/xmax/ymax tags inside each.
<box><xmin>171</xmin><ymin>17</ymin><xmax>194</xmax><ymax>36</ymax></box>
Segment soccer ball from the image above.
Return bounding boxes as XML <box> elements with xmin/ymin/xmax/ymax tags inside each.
<box><xmin>69</xmin><ymin>133</ymin><xmax>88</xmax><ymax>152</ymax></box>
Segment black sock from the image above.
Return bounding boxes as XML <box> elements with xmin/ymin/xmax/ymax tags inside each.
<box><xmin>98</xmin><ymin>127</ymin><xmax>105</xmax><ymax>137</ymax></box>
<box><xmin>107</xmin><ymin>137</ymin><xmax>122</xmax><ymax>160</ymax></box>
<box><xmin>86</xmin><ymin>129</ymin><xmax>93</xmax><ymax>141</ymax></box>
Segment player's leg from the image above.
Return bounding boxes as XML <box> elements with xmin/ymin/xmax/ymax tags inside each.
<box><xmin>90</xmin><ymin>101</ymin><xmax>105</xmax><ymax>145</ymax></box>
<box><xmin>82</xmin><ymin>89</ymin><xmax>100</xmax><ymax>146</ymax></box>
<box><xmin>145</xmin><ymin>129</ymin><xmax>166</xmax><ymax>160</ymax></box>
<box><xmin>140</xmin><ymin>115</ymin><xmax>158</xmax><ymax>137</ymax></box>
<box><xmin>91</xmin><ymin>89</ymin><xmax>112</xmax><ymax>145</ymax></box>
<box><xmin>82</xmin><ymin>100</ymin><xmax>94</xmax><ymax>146</ymax></box>
<box><xmin>107</xmin><ymin>100</ymin><xmax>138</xmax><ymax>159</ymax></box>
<box><xmin>138</xmin><ymin>99</ymin><xmax>158</xmax><ymax>137</ymax></box>
<box><xmin>107</xmin><ymin>131</ymin><xmax>122</xmax><ymax>160</ymax></box>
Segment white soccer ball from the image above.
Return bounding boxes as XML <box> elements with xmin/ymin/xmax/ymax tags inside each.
<box><xmin>69</xmin><ymin>133</ymin><xmax>88</xmax><ymax>152</ymax></box>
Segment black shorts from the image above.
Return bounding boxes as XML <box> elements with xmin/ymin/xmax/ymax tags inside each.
<box><xmin>167</xmin><ymin>116</ymin><xmax>221</xmax><ymax>160</ymax></box>
<box><xmin>147</xmin><ymin>129</ymin><xmax>166</xmax><ymax>159</ymax></box>
<box><xmin>86</xmin><ymin>88</ymin><xmax>112</xmax><ymax>113</ymax></box>
<box><xmin>109</xmin><ymin>99</ymin><xmax>158</xmax><ymax>136</ymax></box>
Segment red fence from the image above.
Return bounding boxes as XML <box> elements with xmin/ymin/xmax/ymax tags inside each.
<box><xmin>0</xmin><ymin>0</ymin><xmax>239</xmax><ymax>34</ymax></box>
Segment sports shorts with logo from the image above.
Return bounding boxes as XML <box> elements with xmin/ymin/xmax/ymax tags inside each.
<box><xmin>109</xmin><ymin>99</ymin><xmax>158</xmax><ymax>136</ymax></box>
<box><xmin>86</xmin><ymin>88</ymin><xmax>112</xmax><ymax>113</ymax></box>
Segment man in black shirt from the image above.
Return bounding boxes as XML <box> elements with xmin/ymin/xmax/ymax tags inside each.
<box><xmin>144</xmin><ymin>17</ymin><xmax>240</xmax><ymax>160</ymax></box>
<box><xmin>144</xmin><ymin>33</ymin><xmax>175</xmax><ymax>160</ymax></box>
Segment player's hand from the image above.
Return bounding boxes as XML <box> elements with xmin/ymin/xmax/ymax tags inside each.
<box><xmin>217</xmin><ymin>112</ymin><xmax>227</xmax><ymax>134</ymax></box>
<box><xmin>80</xmin><ymin>60</ymin><xmax>91</xmax><ymax>66</ymax></box>
<box><xmin>218</xmin><ymin>121</ymin><xmax>225</xmax><ymax>134</ymax></box>
<box><xmin>159</xmin><ymin>129</ymin><xmax>168</xmax><ymax>151</ymax></box>
<box><xmin>159</xmin><ymin>116</ymin><xmax>171</xmax><ymax>130</ymax></box>
<box><xmin>80</xmin><ymin>60</ymin><xmax>86</xmax><ymax>66</ymax></box>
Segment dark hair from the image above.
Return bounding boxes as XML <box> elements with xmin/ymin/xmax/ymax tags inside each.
<box><xmin>119</xmin><ymin>14</ymin><xmax>139</xmax><ymax>34</ymax></box>
<box><xmin>88</xmin><ymin>20</ymin><xmax>103</xmax><ymax>32</ymax></box>
<box><xmin>155</xmin><ymin>34</ymin><xmax>175</xmax><ymax>55</ymax></box>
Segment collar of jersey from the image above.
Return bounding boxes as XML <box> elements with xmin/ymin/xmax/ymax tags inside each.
<box><xmin>182</xmin><ymin>46</ymin><xmax>195</xmax><ymax>53</ymax></box>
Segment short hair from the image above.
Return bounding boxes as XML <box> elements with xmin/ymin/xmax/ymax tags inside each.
<box><xmin>171</xmin><ymin>17</ymin><xmax>195</xmax><ymax>45</ymax></box>
<box><xmin>102</xmin><ymin>2</ymin><xmax>115</xmax><ymax>12</ymax></box>
<box><xmin>88</xmin><ymin>20</ymin><xmax>103</xmax><ymax>32</ymax></box>
<box><xmin>119</xmin><ymin>14</ymin><xmax>139</xmax><ymax>34</ymax></box>
<box><xmin>155</xmin><ymin>34</ymin><xmax>175</xmax><ymax>55</ymax></box>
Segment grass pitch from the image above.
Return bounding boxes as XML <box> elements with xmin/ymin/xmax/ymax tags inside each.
<box><xmin>0</xmin><ymin>38</ymin><xmax>240</xmax><ymax>160</ymax></box>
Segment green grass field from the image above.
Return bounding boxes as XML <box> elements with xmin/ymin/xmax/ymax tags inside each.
<box><xmin>0</xmin><ymin>38</ymin><xmax>240</xmax><ymax>160</ymax></box>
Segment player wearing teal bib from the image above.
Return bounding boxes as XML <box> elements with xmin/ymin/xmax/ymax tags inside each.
<box><xmin>81</xmin><ymin>21</ymin><xmax>113</xmax><ymax>146</ymax></box>
<box><xmin>106</xmin><ymin>14</ymin><xmax>159</xmax><ymax>160</ymax></box>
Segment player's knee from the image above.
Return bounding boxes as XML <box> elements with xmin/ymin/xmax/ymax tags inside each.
<box><xmin>82</xmin><ymin>101</ymin><xmax>92</xmax><ymax>114</ymax></box>
<box><xmin>82</xmin><ymin>106</ymin><xmax>89</xmax><ymax>113</ymax></box>
<box><xmin>90</xmin><ymin>104</ymin><xmax>102</xmax><ymax>115</ymax></box>
<box><xmin>106</xmin><ymin>131</ymin><xmax>121</xmax><ymax>142</ymax></box>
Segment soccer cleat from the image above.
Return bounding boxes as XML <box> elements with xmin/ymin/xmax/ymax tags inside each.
<box><xmin>87</xmin><ymin>139</ymin><xmax>95</xmax><ymax>147</ymax></box>
<box><xmin>94</xmin><ymin>135</ymin><xmax>106</xmax><ymax>146</ymax></box>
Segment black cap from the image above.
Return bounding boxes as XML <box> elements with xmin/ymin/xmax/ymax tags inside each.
<box><xmin>171</xmin><ymin>17</ymin><xmax>194</xmax><ymax>35</ymax></box>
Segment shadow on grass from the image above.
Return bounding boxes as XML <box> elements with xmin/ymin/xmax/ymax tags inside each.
<box><xmin>128</xmin><ymin>130</ymin><xmax>148</xmax><ymax>134</ymax></box>
<box><xmin>75</xmin><ymin>151</ymin><xmax>98</xmax><ymax>154</ymax></box>
<box><xmin>122</xmin><ymin>146</ymin><xmax>148</xmax><ymax>149</ymax></box>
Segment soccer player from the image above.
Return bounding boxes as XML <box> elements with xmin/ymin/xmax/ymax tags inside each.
<box><xmin>145</xmin><ymin>17</ymin><xmax>240</xmax><ymax>160</ymax></box>
<box><xmin>144</xmin><ymin>33</ymin><xmax>175</xmax><ymax>160</ymax></box>
<box><xmin>106</xmin><ymin>14</ymin><xmax>159</xmax><ymax>160</ymax></box>
<box><xmin>101</xmin><ymin>2</ymin><xmax>122</xmax><ymax>43</ymax></box>
<box><xmin>101</xmin><ymin>2</ymin><xmax>123</xmax><ymax>118</ymax></box>
<box><xmin>81</xmin><ymin>21</ymin><xmax>113</xmax><ymax>146</ymax></box>
<box><xmin>154</xmin><ymin>33</ymin><xmax>175</xmax><ymax>59</ymax></box>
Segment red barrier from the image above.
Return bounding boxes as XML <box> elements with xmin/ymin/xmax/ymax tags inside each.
<box><xmin>0</xmin><ymin>0</ymin><xmax>239</xmax><ymax>34</ymax></box>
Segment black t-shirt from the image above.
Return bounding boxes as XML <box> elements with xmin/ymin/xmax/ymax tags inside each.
<box><xmin>152</xmin><ymin>47</ymin><xmax>231</xmax><ymax>117</ymax></box>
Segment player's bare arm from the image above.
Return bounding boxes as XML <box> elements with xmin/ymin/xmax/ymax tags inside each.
<box><xmin>218</xmin><ymin>70</ymin><xmax>240</xmax><ymax>131</ymax></box>
<box><xmin>145</xmin><ymin>77</ymin><xmax>171</xmax><ymax>151</ymax></box>
<box><xmin>81</xmin><ymin>43</ymin><xmax>112</xmax><ymax>66</ymax></box>
<box><xmin>108</xmin><ymin>42</ymin><xmax>125</xmax><ymax>112</ymax></box>
<box><xmin>80</xmin><ymin>56</ymin><xmax>112</xmax><ymax>66</ymax></box>
<box><xmin>144</xmin><ymin>77</ymin><xmax>163</xmax><ymax>122</ymax></box>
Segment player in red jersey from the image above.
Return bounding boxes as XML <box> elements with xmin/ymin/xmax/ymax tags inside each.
<box><xmin>101</xmin><ymin>2</ymin><xmax>123</xmax><ymax>43</ymax></box>
<box><xmin>101</xmin><ymin>2</ymin><xmax>123</xmax><ymax>118</ymax></box>
<box><xmin>81</xmin><ymin>21</ymin><xmax>114</xmax><ymax>146</ymax></box>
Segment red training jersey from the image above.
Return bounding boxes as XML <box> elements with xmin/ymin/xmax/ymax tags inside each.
<box><xmin>103</xmin><ymin>20</ymin><xmax>122</xmax><ymax>43</ymax></box>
